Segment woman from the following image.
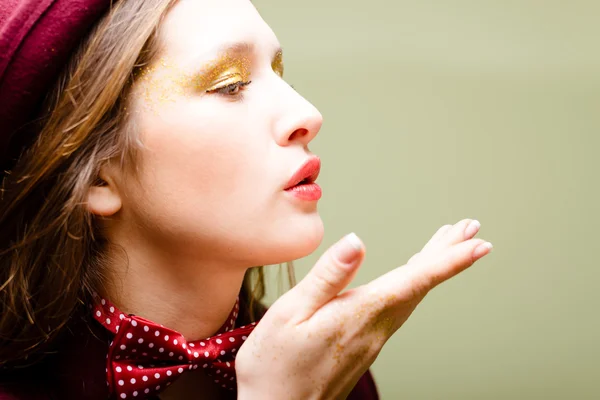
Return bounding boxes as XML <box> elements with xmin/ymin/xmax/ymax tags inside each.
<box><xmin>0</xmin><ymin>0</ymin><xmax>492</xmax><ymax>398</ymax></box>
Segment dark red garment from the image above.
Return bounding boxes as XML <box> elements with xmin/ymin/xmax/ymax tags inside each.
<box><xmin>0</xmin><ymin>0</ymin><xmax>113</xmax><ymax>172</ymax></box>
<box><xmin>0</xmin><ymin>306</ymin><xmax>379</xmax><ymax>399</ymax></box>
<box><xmin>94</xmin><ymin>296</ymin><xmax>253</xmax><ymax>397</ymax></box>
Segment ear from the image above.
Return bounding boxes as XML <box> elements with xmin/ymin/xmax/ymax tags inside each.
<box><xmin>87</xmin><ymin>166</ymin><xmax>122</xmax><ymax>217</ymax></box>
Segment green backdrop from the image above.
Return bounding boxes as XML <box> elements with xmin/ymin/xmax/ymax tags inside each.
<box><xmin>254</xmin><ymin>1</ymin><xmax>599</xmax><ymax>398</ymax></box>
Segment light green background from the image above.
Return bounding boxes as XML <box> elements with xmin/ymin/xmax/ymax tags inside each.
<box><xmin>254</xmin><ymin>1</ymin><xmax>599</xmax><ymax>399</ymax></box>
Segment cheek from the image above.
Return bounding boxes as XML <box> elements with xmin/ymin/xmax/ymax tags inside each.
<box><xmin>130</xmin><ymin>104</ymin><xmax>268</xmax><ymax>220</ymax></box>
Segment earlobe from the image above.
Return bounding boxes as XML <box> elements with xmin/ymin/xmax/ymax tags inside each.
<box><xmin>87</xmin><ymin>173</ymin><xmax>122</xmax><ymax>217</ymax></box>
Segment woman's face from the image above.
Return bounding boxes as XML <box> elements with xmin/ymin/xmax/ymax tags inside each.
<box><xmin>117</xmin><ymin>0</ymin><xmax>324</xmax><ymax>266</ymax></box>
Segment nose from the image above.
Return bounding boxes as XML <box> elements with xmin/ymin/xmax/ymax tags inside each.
<box><xmin>273</xmin><ymin>84</ymin><xmax>323</xmax><ymax>147</ymax></box>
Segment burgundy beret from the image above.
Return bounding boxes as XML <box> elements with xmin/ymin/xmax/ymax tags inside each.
<box><xmin>0</xmin><ymin>0</ymin><xmax>112</xmax><ymax>173</ymax></box>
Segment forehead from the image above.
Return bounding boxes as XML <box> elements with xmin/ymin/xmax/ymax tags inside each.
<box><xmin>158</xmin><ymin>0</ymin><xmax>279</xmax><ymax>66</ymax></box>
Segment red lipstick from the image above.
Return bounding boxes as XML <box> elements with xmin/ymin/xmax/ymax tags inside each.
<box><xmin>284</xmin><ymin>156</ymin><xmax>322</xmax><ymax>201</ymax></box>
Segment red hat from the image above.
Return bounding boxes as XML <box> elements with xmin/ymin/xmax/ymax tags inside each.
<box><xmin>0</xmin><ymin>0</ymin><xmax>112</xmax><ymax>174</ymax></box>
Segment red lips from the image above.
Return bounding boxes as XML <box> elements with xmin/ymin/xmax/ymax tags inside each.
<box><xmin>284</xmin><ymin>156</ymin><xmax>321</xmax><ymax>190</ymax></box>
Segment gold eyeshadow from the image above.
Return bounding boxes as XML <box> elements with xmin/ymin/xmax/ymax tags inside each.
<box><xmin>272</xmin><ymin>49</ymin><xmax>284</xmax><ymax>78</ymax></box>
<box><xmin>185</xmin><ymin>53</ymin><xmax>252</xmax><ymax>92</ymax></box>
<box><xmin>134</xmin><ymin>45</ymin><xmax>283</xmax><ymax>110</ymax></box>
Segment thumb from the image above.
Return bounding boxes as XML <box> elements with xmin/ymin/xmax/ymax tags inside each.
<box><xmin>280</xmin><ymin>233</ymin><xmax>365</xmax><ymax>322</ymax></box>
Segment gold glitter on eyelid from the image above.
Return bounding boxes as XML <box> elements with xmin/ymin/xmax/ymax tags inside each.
<box><xmin>272</xmin><ymin>50</ymin><xmax>284</xmax><ymax>77</ymax></box>
<box><xmin>132</xmin><ymin>52</ymin><xmax>252</xmax><ymax>112</ymax></box>
<box><xmin>185</xmin><ymin>53</ymin><xmax>252</xmax><ymax>92</ymax></box>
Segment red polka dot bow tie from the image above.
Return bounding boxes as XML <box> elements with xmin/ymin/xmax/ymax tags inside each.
<box><xmin>92</xmin><ymin>296</ymin><xmax>257</xmax><ymax>399</ymax></box>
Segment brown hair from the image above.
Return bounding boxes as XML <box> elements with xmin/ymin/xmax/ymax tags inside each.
<box><xmin>0</xmin><ymin>0</ymin><xmax>293</xmax><ymax>368</ymax></box>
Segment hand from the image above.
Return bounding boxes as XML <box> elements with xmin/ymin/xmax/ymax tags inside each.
<box><xmin>236</xmin><ymin>219</ymin><xmax>492</xmax><ymax>400</ymax></box>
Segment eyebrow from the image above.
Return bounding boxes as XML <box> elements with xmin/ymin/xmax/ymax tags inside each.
<box><xmin>192</xmin><ymin>41</ymin><xmax>283</xmax><ymax>69</ymax></box>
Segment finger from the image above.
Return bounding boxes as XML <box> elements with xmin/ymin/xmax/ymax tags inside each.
<box><xmin>421</xmin><ymin>219</ymin><xmax>480</xmax><ymax>254</ymax></box>
<box><xmin>422</xmin><ymin>224</ymin><xmax>452</xmax><ymax>251</ymax></box>
<box><xmin>370</xmin><ymin>238</ymin><xmax>492</xmax><ymax>299</ymax></box>
<box><xmin>277</xmin><ymin>233</ymin><xmax>366</xmax><ymax>322</ymax></box>
<box><xmin>413</xmin><ymin>224</ymin><xmax>452</xmax><ymax>261</ymax></box>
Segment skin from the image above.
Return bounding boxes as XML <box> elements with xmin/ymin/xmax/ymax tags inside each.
<box><xmin>86</xmin><ymin>0</ymin><xmax>493</xmax><ymax>398</ymax></box>
<box><xmin>88</xmin><ymin>0</ymin><xmax>322</xmax><ymax>341</ymax></box>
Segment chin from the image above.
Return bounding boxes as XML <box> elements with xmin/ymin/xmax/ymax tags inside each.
<box><xmin>257</xmin><ymin>214</ymin><xmax>324</xmax><ymax>265</ymax></box>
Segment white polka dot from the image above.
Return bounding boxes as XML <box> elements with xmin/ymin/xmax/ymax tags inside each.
<box><xmin>156</xmin><ymin>386</ymin><xmax>161</xmax><ymax>391</ymax></box>
<box><xmin>154</xmin><ymin>373</ymin><xmax>160</xmax><ymax>379</ymax></box>
<box><xmin>189</xmin><ymin>343</ymin><xmax>195</xmax><ymax>347</ymax></box>
<box><xmin>193</xmin><ymin>365</ymin><xmax>198</xmax><ymax>370</ymax></box>
<box><xmin>182</xmin><ymin>343</ymin><xmax>186</xmax><ymax>349</ymax></box>
<box><xmin>131</xmin><ymin>320</ymin><xmax>137</xmax><ymax>327</ymax></box>
<box><xmin>126</xmin><ymin>333</ymin><xmax>133</xmax><ymax>339</ymax></box>
<box><xmin>173</xmin><ymin>339</ymin><xmax>178</xmax><ymax>345</ymax></box>
<box><xmin>178</xmin><ymin>367</ymin><xmax>184</xmax><ymax>373</ymax></box>
<box><xmin>229</xmin><ymin>337</ymin><xmax>235</xmax><ymax>342</ymax></box>
<box><xmin>216</xmin><ymin>339</ymin><xmax>222</xmax><ymax>344</ymax></box>
<box><xmin>115</xmin><ymin>326</ymin><xmax>120</xmax><ymax>332</ymax></box>
<box><xmin>167</xmin><ymin>370</ymin><xmax>172</xmax><ymax>376</ymax></box>
<box><xmin>127</xmin><ymin>366</ymin><xmax>133</xmax><ymax>371</ymax></box>
<box><xmin>120</xmin><ymin>345</ymin><xmax>126</xmax><ymax>350</ymax></box>
<box><xmin>133</xmin><ymin>391</ymin><xmax>138</xmax><ymax>397</ymax></box>
<box><xmin>193</xmin><ymin>352</ymin><xmax>199</xmax><ymax>358</ymax></box>
<box><xmin>116</xmin><ymin>366</ymin><xmax>122</xmax><ymax>373</ymax></box>
<box><xmin>144</xmin><ymin>326</ymin><xmax>149</xmax><ymax>332</ymax></box>
<box><xmin>142</xmin><ymin>376</ymin><xmax>148</xmax><ymax>382</ymax></box>
<box><xmin>115</xmin><ymin>355</ymin><xmax>120</xmax><ymax>360</ymax></box>
<box><xmin>109</xmin><ymin>306</ymin><xmax>115</xmax><ymax>313</ymax></box>
<box><xmin>138</xmin><ymin>365</ymin><xmax>143</xmax><ymax>369</ymax></box>
<box><xmin>144</xmin><ymin>389</ymin><xmax>149</xmax><ymax>394</ymax></box>
<box><xmin>120</xmin><ymin>314</ymin><xmax>125</xmax><ymax>320</ymax></box>
<box><xmin>130</xmin><ymin>378</ymin><xmax>136</xmax><ymax>384</ymax></box>
<box><xmin>101</xmin><ymin>299</ymin><xmax>106</xmax><ymax>305</ymax></box>
<box><xmin>138</xmin><ymin>338</ymin><xmax>144</xmax><ymax>344</ymax></box>
<box><xmin>204</xmin><ymin>351</ymin><xmax>209</xmax><ymax>357</ymax></box>
<box><xmin>178</xmin><ymin>356</ymin><xmax>183</xmax><ymax>360</ymax></box>
<box><xmin>159</xmin><ymin>348</ymin><xmax>164</xmax><ymax>353</ymax></box>
<box><xmin>203</xmin><ymin>364</ymin><xmax>208</xmax><ymax>368</ymax></box>
<box><xmin>148</xmin><ymin>343</ymin><xmax>154</xmax><ymax>348</ymax></box>
<box><xmin>242</xmin><ymin>336</ymin><xmax>247</xmax><ymax>340</ymax></box>
<box><xmin>120</xmin><ymin>394</ymin><xmax>126</xmax><ymax>399</ymax></box>
<box><xmin>216</xmin><ymin>370</ymin><xmax>221</xmax><ymax>374</ymax></box>
<box><xmin>118</xmin><ymin>380</ymin><xmax>124</xmax><ymax>386</ymax></box>
<box><xmin>96</xmin><ymin>311</ymin><xmax>101</xmax><ymax>317</ymax></box>
<box><xmin>187</xmin><ymin>349</ymin><xmax>191</xmax><ymax>355</ymax></box>
<box><xmin>164</xmin><ymin>335</ymin><xmax>169</xmax><ymax>341</ymax></box>
<box><xmin>231</xmin><ymin>349</ymin><xmax>236</xmax><ymax>353</ymax></box>
<box><xmin>224</xmin><ymin>374</ymin><xmax>228</xmax><ymax>378</ymax></box>
<box><xmin>155</xmin><ymin>330</ymin><xmax>160</xmax><ymax>337</ymax></box>
<box><xmin>220</xmin><ymin>350</ymin><xmax>225</xmax><ymax>355</ymax></box>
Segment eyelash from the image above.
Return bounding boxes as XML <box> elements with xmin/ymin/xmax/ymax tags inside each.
<box><xmin>207</xmin><ymin>80</ymin><xmax>252</xmax><ymax>98</ymax></box>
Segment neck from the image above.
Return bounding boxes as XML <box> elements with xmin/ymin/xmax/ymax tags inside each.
<box><xmin>102</xmin><ymin>229</ymin><xmax>248</xmax><ymax>340</ymax></box>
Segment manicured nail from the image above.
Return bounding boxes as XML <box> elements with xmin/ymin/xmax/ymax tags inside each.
<box><xmin>464</xmin><ymin>220</ymin><xmax>481</xmax><ymax>239</ymax></box>
<box><xmin>334</xmin><ymin>233</ymin><xmax>363</xmax><ymax>265</ymax></box>
<box><xmin>472</xmin><ymin>242</ymin><xmax>493</xmax><ymax>260</ymax></box>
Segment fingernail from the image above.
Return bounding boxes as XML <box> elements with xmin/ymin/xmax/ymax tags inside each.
<box><xmin>472</xmin><ymin>242</ymin><xmax>493</xmax><ymax>260</ymax></box>
<box><xmin>464</xmin><ymin>220</ymin><xmax>481</xmax><ymax>239</ymax></box>
<box><xmin>334</xmin><ymin>233</ymin><xmax>363</xmax><ymax>265</ymax></box>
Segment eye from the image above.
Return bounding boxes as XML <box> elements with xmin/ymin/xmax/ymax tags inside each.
<box><xmin>207</xmin><ymin>80</ymin><xmax>251</xmax><ymax>96</ymax></box>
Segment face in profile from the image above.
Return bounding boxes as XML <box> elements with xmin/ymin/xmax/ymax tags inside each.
<box><xmin>104</xmin><ymin>0</ymin><xmax>324</xmax><ymax>267</ymax></box>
